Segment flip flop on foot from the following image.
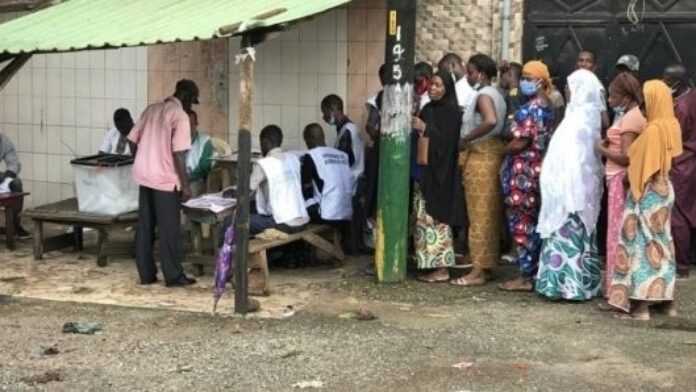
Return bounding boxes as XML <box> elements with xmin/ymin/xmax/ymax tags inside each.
<box><xmin>596</xmin><ymin>302</ymin><xmax>620</xmax><ymax>312</ymax></box>
<box><xmin>614</xmin><ymin>311</ymin><xmax>650</xmax><ymax>321</ymax></box>
<box><xmin>498</xmin><ymin>278</ymin><xmax>533</xmax><ymax>292</ymax></box>
<box><xmin>449</xmin><ymin>275</ymin><xmax>486</xmax><ymax>287</ymax></box>
<box><xmin>417</xmin><ymin>270</ymin><xmax>449</xmax><ymax>283</ymax></box>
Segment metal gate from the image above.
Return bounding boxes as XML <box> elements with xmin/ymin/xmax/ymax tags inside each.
<box><xmin>523</xmin><ymin>0</ymin><xmax>696</xmax><ymax>87</ymax></box>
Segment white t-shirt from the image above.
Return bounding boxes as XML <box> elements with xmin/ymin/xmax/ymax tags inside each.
<box><xmin>99</xmin><ymin>127</ymin><xmax>131</xmax><ymax>155</ymax></box>
<box><xmin>455</xmin><ymin>78</ymin><xmax>478</xmax><ymax>139</ymax></box>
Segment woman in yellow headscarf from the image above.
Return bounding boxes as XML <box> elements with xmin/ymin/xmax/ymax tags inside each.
<box><xmin>608</xmin><ymin>80</ymin><xmax>683</xmax><ymax>320</ymax></box>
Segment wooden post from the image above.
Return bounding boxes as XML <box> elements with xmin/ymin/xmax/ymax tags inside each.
<box><xmin>375</xmin><ymin>0</ymin><xmax>417</xmax><ymax>283</ymax></box>
<box><xmin>234</xmin><ymin>36</ymin><xmax>255</xmax><ymax>314</ymax></box>
<box><xmin>0</xmin><ymin>54</ymin><xmax>31</xmax><ymax>93</ymax></box>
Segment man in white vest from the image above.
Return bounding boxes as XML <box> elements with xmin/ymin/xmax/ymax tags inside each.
<box><xmin>300</xmin><ymin>123</ymin><xmax>353</xmax><ymax>223</ymax></box>
<box><xmin>320</xmin><ymin>94</ymin><xmax>364</xmax><ymax>189</ymax></box>
<box><xmin>249</xmin><ymin>125</ymin><xmax>309</xmax><ymax>235</ymax></box>
<box><xmin>320</xmin><ymin>94</ymin><xmax>367</xmax><ymax>254</ymax></box>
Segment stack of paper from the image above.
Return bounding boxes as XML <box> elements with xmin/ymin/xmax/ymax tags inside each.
<box><xmin>0</xmin><ymin>177</ymin><xmax>14</xmax><ymax>193</ymax></box>
<box><xmin>183</xmin><ymin>192</ymin><xmax>236</xmax><ymax>213</ymax></box>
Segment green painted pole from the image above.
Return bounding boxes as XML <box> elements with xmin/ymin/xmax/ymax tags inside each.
<box><xmin>375</xmin><ymin>0</ymin><xmax>416</xmax><ymax>283</ymax></box>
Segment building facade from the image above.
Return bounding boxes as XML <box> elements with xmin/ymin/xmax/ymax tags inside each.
<box><xmin>0</xmin><ymin>0</ymin><xmax>525</xmax><ymax>207</ymax></box>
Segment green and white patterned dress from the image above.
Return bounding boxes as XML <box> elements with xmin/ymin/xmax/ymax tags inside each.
<box><xmin>535</xmin><ymin>213</ymin><xmax>602</xmax><ymax>300</ymax></box>
<box><xmin>413</xmin><ymin>185</ymin><xmax>455</xmax><ymax>269</ymax></box>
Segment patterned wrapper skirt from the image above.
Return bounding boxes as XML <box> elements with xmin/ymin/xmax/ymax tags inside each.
<box><xmin>459</xmin><ymin>138</ymin><xmax>505</xmax><ymax>270</ymax></box>
<box><xmin>413</xmin><ymin>184</ymin><xmax>455</xmax><ymax>270</ymax></box>
<box><xmin>608</xmin><ymin>176</ymin><xmax>676</xmax><ymax>313</ymax></box>
<box><xmin>536</xmin><ymin>213</ymin><xmax>602</xmax><ymax>301</ymax></box>
<box><xmin>604</xmin><ymin>172</ymin><xmax>627</xmax><ymax>297</ymax></box>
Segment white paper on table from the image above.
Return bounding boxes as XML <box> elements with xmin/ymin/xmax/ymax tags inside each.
<box><xmin>0</xmin><ymin>177</ymin><xmax>14</xmax><ymax>193</ymax></box>
<box><xmin>183</xmin><ymin>192</ymin><xmax>236</xmax><ymax>213</ymax></box>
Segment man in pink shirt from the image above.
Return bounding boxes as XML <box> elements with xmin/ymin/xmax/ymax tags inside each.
<box><xmin>128</xmin><ymin>79</ymin><xmax>199</xmax><ymax>287</ymax></box>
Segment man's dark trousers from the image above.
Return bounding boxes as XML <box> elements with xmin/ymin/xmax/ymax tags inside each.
<box><xmin>135</xmin><ymin>186</ymin><xmax>185</xmax><ymax>284</ymax></box>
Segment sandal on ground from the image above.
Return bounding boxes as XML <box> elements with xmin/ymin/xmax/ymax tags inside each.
<box><xmin>417</xmin><ymin>271</ymin><xmax>449</xmax><ymax>283</ymax></box>
<box><xmin>596</xmin><ymin>302</ymin><xmax>620</xmax><ymax>312</ymax></box>
<box><xmin>498</xmin><ymin>278</ymin><xmax>533</xmax><ymax>292</ymax></box>
<box><xmin>613</xmin><ymin>311</ymin><xmax>650</xmax><ymax>321</ymax></box>
<box><xmin>449</xmin><ymin>275</ymin><xmax>486</xmax><ymax>287</ymax></box>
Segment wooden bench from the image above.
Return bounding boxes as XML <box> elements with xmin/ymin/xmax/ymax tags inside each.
<box><xmin>23</xmin><ymin>198</ymin><xmax>138</xmax><ymax>266</ymax></box>
<box><xmin>0</xmin><ymin>192</ymin><xmax>29</xmax><ymax>250</ymax></box>
<box><xmin>246</xmin><ymin>224</ymin><xmax>344</xmax><ymax>296</ymax></box>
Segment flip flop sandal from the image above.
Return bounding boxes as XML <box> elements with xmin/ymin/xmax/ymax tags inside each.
<box><xmin>498</xmin><ymin>282</ymin><xmax>533</xmax><ymax>292</ymax></box>
<box><xmin>417</xmin><ymin>274</ymin><xmax>449</xmax><ymax>283</ymax></box>
<box><xmin>449</xmin><ymin>276</ymin><xmax>486</xmax><ymax>287</ymax></box>
<box><xmin>613</xmin><ymin>312</ymin><xmax>650</xmax><ymax>321</ymax></box>
<box><xmin>596</xmin><ymin>302</ymin><xmax>620</xmax><ymax>312</ymax></box>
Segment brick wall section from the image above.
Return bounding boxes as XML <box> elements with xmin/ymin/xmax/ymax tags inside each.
<box><xmin>415</xmin><ymin>0</ymin><xmax>524</xmax><ymax>66</ymax></box>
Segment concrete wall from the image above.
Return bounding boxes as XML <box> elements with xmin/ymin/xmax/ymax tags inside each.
<box><xmin>228</xmin><ymin>7</ymin><xmax>348</xmax><ymax>151</ymax></box>
<box><xmin>147</xmin><ymin>40</ymin><xmax>229</xmax><ymax>139</ymax></box>
<box><xmin>0</xmin><ymin>13</ymin><xmax>148</xmax><ymax>208</ymax></box>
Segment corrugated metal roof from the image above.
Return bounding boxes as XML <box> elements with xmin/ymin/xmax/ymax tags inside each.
<box><xmin>0</xmin><ymin>0</ymin><xmax>350</xmax><ymax>55</ymax></box>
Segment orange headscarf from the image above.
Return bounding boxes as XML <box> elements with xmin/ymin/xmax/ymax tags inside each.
<box><xmin>627</xmin><ymin>80</ymin><xmax>683</xmax><ymax>200</ymax></box>
<box><xmin>522</xmin><ymin>60</ymin><xmax>552</xmax><ymax>95</ymax></box>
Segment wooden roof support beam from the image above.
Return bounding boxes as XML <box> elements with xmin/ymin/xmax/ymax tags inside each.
<box><xmin>0</xmin><ymin>53</ymin><xmax>31</xmax><ymax>92</ymax></box>
<box><xmin>0</xmin><ymin>0</ymin><xmax>55</xmax><ymax>12</ymax></box>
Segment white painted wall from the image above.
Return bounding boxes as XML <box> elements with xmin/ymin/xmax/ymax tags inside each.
<box><xmin>0</xmin><ymin>12</ymin><xmax>148</xmax><ymax>208</ymax></box>
<box><xmin>228</xmin><ymin>8</ymin><xmax>348</xmax><ymax>151</ymax></box>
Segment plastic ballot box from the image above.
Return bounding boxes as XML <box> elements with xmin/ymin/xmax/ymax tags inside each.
<box><xmin>71</xmin><ymin>154</ymin><xmax>138</xmax><ymax>215</ymax></box>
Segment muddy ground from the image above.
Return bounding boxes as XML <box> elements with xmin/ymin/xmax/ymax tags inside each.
<box><xmin>1</xmin><ymin>240</ymin><xmax>696</xmax><ymax>391</ymax></box>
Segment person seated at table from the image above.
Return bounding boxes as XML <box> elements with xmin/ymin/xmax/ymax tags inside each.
<box><xmin>300</xmin><ymin>123</ymin><xmax>353</xmax><ymax>224</ymax></box>
<box><xmin>99</xmin><ymin>108</ymin><xmax>134</xmax><ymax>155</ymax></box>
<box><xmin>248</xmin><ymin>125</ymin><xmax>309</xmax><ymax>235</ymax></box>
<box><xmin>185</xmin><ymin>110</ymin><xmax>213</xmax><ymax>197</ymax></box>
<box><xmin>0</xmin><ymin>132</ymin><xmax>30</xmax><ymax>238</ymax></box>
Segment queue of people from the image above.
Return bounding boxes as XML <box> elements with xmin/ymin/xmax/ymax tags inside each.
<box><xmin>394</xmin><ymin>50</ymin><xmax>692</xmax><ymax>322</ymax></box>
<box><xmin>202</xmin><ymin>50</ymin><xmax>693</xmax><ymax>322</ymax></box>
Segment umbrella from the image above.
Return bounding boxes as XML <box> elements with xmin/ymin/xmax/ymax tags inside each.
<box><xmin>212</xmin><ymin>218</ymin><xmax>236</xmax><ymax>313</ymax></box>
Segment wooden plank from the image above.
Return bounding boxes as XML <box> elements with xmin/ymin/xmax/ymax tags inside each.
<box><xmin>0</xmin><ymin>54</ymin><xmax>31</xmax><ymax>93</ymax></box>
<box><xmin>96</xmin><ymin>229</ymin><xmax>108</xmax><ymax>267</ymax></box>
<box><xmin>23</xmin><ymin>198</ymin><xmax>137</xmax><ymax>225</ymax></box>
<box><xmin>32</xmin><ymin>220</ymin><xmax>43</xmax><ymax>260</ymax></box>
<box><xmin>248</xmin><ymin>225</ymin><xmax>332</xmax><ymax>253</ymax></box>
<box><xmin>0</xmin><ymin>0</ymin><xmax>54</xmax><ymax>12</ymax></box>
<box><xmin>4</xmin><ymin>203</ymin><xmax>14</xmax><ymax>250</ymax></box>
<box><xmin>302</xmin><ymin>232</ymin><xmax>344</xmax><ymax>261</ymax></box>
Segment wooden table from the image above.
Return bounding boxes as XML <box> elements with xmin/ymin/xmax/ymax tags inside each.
<box><xmin>23</xmin><ymin>198</ymin><xmax>138</xmax><ymax>266</ymax></box>
<box><xmin>183</xmin><ymin>204</ymin><xmax>237</xmax><ymax>276</ymax></box>
<box><xmin>0</xmin><ymin>192</ymin><xmax>29</xmax><ymax>250</ymax></box>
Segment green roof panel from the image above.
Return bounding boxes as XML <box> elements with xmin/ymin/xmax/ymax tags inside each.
<box><xmin>0</xmin><ymin>0</ymin><xmax>350</xmax><ymax>55</ymax></box>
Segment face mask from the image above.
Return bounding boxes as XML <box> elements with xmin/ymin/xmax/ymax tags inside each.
<box><xmin>327</xmin><ymin>115</ymin><xmax>336</xmax><ymax>126</ymax></box>
<box><xmin>415</xmin><ymin>78</ymin><xmax>431</xmax><ymax>96</ymax></box>
<box><xmin>613</xmin><ymin>105</ymin><xmax>626</xmax><ymax>116</ymax></box>
<box><xmin>519</xmin><ymin>80</ymin><xmax>538</xmax><ymax>96</ymax></box>
<box><xmin>670</xmin><ymin>82</ymin><xmax>682</xmax><ymax>96</ymax></box>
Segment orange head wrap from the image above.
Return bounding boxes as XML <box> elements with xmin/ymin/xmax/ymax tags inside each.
<box><xmin>522</xmin><ymin>60</ymin><xmax>552</xmax><ymax>95</ymax></box>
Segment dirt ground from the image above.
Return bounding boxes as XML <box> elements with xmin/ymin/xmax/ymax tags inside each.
<box><xmin>1</xmin><ymin>237</ymin><xmax>696</xmax><ymax>392</ymax></box>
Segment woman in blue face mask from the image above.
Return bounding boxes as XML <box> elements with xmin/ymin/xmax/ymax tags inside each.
<box><xmin>499</xmin><ymin>61</ymin><xmax>555</xmax><ymax>292</ymax></box>
<box><xmin>595</xmin><ymin>72</ymin><xmax>646</xmax><ymax>299</ymax></box>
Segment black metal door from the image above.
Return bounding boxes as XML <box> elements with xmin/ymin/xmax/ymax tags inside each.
<box><xmin>524</xmin><ymin>0</ymin><xmax>696</xmax><ymax>87</ymax></box>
